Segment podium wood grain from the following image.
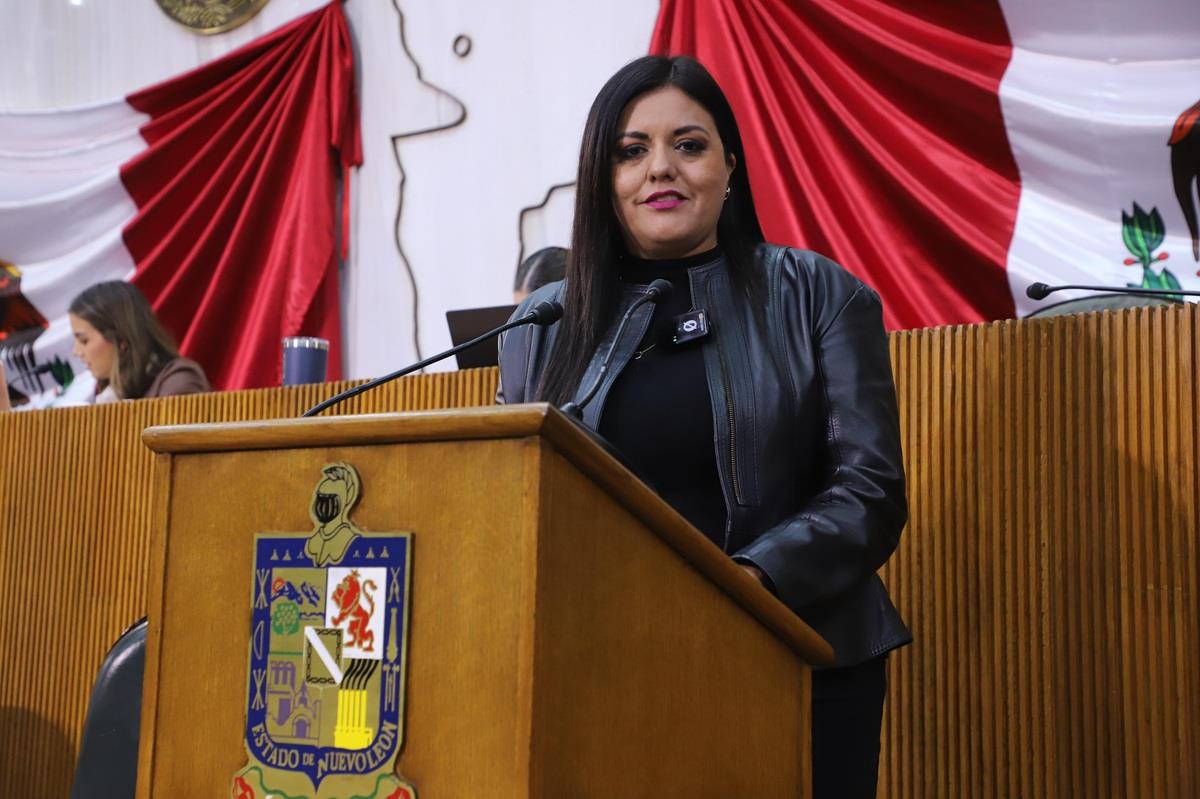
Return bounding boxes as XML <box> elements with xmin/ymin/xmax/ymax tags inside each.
<box><xmin>138</xmin><ymin>407</ymin><xmax>822</xmax><ymax>797</ymax></box>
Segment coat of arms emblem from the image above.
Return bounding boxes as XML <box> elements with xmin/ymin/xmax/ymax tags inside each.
<box><xmin>231</xmin><ymin>463</ymin><xmax>416</xmax><ymax>799</ymax></box>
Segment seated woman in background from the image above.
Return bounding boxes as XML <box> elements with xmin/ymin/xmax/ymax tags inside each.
<box><xmin>68</xmin><ymin>281</ymin><xmax>209</xmax><ymax>402</ymax></box>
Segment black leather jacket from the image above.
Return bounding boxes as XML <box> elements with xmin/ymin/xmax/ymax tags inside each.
<box><xmin>497</xmin><ymin>244</ymin><xmax>911</xmax><ymax>668</ymax></box>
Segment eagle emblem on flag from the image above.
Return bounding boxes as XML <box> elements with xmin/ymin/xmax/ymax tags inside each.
<box><xmin>1169</xmin><ymin>99</ymin><xmax>1200</xmax><ymax>268</ymax></box>
<box><xmin>231</xmin><ymin>463</ymin><xmax>417</xmax><ymax>799</ymax></box>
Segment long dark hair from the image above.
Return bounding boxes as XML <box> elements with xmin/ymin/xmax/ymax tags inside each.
<box><xmin>69</xmin><ymin>281</ymin><xmax>180</xmax><ymax>399</ymax></box>
<box><xmin>537</xmin><ymin>55</ymin><xmax>766</xmax><ymax>405</ymax></box>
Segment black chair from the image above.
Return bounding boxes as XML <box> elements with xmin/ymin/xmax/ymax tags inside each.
<box><xmin>70</xmin><ymin>618</ymin><xmax>148</xmax><ymax>799</ymax></box>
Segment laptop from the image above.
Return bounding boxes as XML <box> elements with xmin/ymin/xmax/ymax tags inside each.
<box><xmin>445</xmin><ymin>304</ymin><xmax>519</xmax><ymax>369</ymax></box>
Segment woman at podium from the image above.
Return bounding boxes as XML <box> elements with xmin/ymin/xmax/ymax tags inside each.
<box><xmin>498</xmin><ymin>55</ymin><xmax>908</xmax><ymax>799</ymax></box>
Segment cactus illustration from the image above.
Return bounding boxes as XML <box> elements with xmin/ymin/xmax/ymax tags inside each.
<box><xmin>1121</xmin><ymin>203</ymin><xmax>1183</xmax><ymax>296</ymax></box>
<box><xmin>47</xmin><ymin>356</ymin><xmax>74</xmax><ymax>389</ymax></box>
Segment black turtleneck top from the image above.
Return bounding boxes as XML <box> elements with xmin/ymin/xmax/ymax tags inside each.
<box><xmin>597</xmin><ymin>247</ymin><xmax>727</xmax><ymax>550</ymax></box>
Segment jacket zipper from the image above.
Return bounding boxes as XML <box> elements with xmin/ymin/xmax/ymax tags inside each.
<box><xmin>717</xmin><ymin>348</ymin><xmax>743</xmax><ymax>505</ymax></box>
<box><xmin>708</xmin><ymin>281</ymin><xmax>744</xmax><ymax>507</ymax></box>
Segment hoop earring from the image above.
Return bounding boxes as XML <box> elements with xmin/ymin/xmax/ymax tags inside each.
<box><xmin>724</xmin><ymin>185</ymin><xmax>731</xmax><ymax>200</ymax></box>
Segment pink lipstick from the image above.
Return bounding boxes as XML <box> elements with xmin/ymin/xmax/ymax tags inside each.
<box><xmin>644</xmin><ymin>191</ymin><xmax>685</xmax><ymax>210</ymax></box>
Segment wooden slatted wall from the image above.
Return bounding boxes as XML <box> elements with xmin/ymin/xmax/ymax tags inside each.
<box><xmin>1</xmin><ymin>306</ymin><xmax>1196</xmax><ymax>797</ymax></box>
<box><xmin>0</xmin><ymin>370</ymin><xmax>495</xmax><ymax>798</ymax></box>
<box><xmin>880</xmin><ymin>305</ymin><xmax>1199</xmax><ymax>798</ymax></box>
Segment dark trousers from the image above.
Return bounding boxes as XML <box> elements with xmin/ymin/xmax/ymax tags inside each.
<box><xmin>811</xmin><ymin>655</ymin><xmax>888</xmax><ymax>799</ymax></box>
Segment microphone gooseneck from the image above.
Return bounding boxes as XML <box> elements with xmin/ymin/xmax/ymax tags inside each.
<box><xmin>302</xmin><ymin>299</ymin><xmax>563</xmax><ymax>418</ymax></box>
<box><xmin>560</xmin><ymin>279</ymin><xmax>673</xmax><ymax>420</ymax></box>
<box><xmin>1026</xmin><ymin>282</ymin><xmax>1200</xmax><ymax>300</ymax></box>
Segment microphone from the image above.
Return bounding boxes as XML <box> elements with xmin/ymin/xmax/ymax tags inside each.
<box><xmin>1026</xmin><ymin>282</ymin><xmax>1200</xmax><ymax>301</ymax></box>
<box><xmin>560</xmin><ymin>278</ymin><xmax>672</xmax><ymax>420</ymax></box>
<box><xmin>302</xmin><ymin>299</ymin><xmax>563</xmax><ymax>417</ymax></box>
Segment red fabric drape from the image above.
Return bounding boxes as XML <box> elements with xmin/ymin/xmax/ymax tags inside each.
<box><xmin>651</xmin><ymin>0</ymin><xmax>1020</xmax><ymax>328</ymax></box>
<box><xmin>121</xmin><ymin>0</ymin><xmax>361</xmax><ymax>388</ymax></box>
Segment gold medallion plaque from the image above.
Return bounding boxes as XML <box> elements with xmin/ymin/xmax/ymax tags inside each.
<box><xmin>155</xmin><ymin>0</ymin><xmax>271</xmax><ymax>35</ymax></box>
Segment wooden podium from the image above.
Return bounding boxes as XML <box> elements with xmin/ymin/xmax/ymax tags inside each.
<box><xmin>137</xmin><ymin>403</ymin><xmax>832</xmax><ymax>798</ymax></box>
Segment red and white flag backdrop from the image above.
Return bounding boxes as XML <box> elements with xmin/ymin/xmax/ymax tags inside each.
<box><xmin>3</xmin><ymin>0</ymin><xmax>1198</xmax><ymax>404</ymax></box>
<box><xmin>652</xmin><ymin>0</ymin><xmax>1200</xmax><ymax>328</ymax></box>
<box><xmin>0</xmin><ymin>0</ymin><xmax>358</xmax><ymax>403</ymax></box>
